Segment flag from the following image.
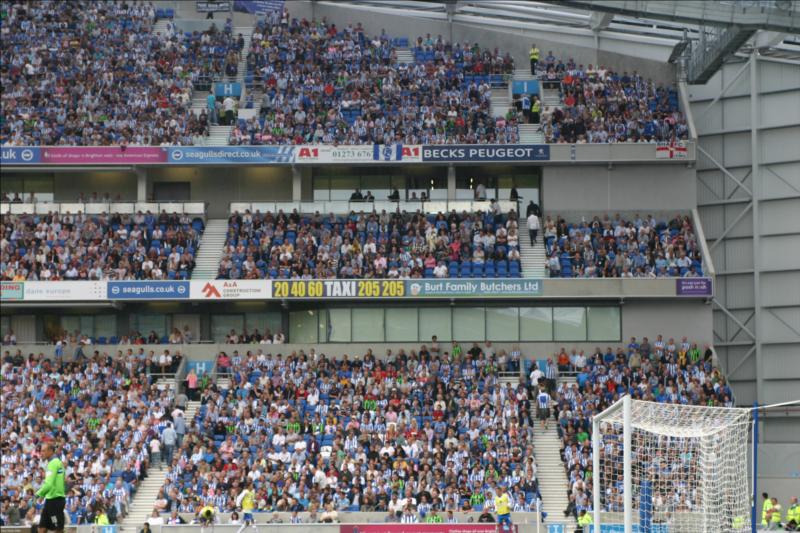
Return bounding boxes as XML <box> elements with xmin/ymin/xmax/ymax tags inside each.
<box><xmin>656</xmin><ymin>142</ymin><xmax>687</xmax><ymax>159</ymax></box>
<box><xmin>373</xmin><ymin>143</ymin><xmax>403</xmax><ymax>161</ymax></box>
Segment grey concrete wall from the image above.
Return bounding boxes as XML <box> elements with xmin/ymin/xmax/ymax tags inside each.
<box><xmin>622</xmin><ymin>300</ymin><xmax>713</xmax><ymax>348</ymax></box>
<box><xmin>542</xmin><ymin>164</ymin><xmax>697</xmax><ymax>211</ymax></box>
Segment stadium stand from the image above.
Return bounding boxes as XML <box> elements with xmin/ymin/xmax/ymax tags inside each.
<box><xmin>539</xmin><ymin>62</ymin><xmax>687</xmax><ymax>144</ymax></box>
<box><xmin>0</xmin><ymin>211</ymin><xmax>203</xmax><ymax>281</ymax></box>
<box><xmin>217</xmin><ymin>208</ymin><xmax>522</xmax><ymax>280</ymax></box>
<box><xmin>537</xmin><ymin>338</ymin><xmax>732</xmax><ymax>521</ymax></box>
<box><xmin>0</xmin><ymin>350</ymin><xmax>182</xmax><ymax>525</ymax></box>
<box><xmin>236</xmin><ymin>17</ymin><xmax>518</xmax><ymax>145</ymax></box>
<box><xmin>543</xmin><ymin>214</ymin><xmax>703</xmax><ymax>278</ymax></box>
<box><xmin>156</xmin><ymin>343</ymin><xmax>541</xmax><ymax>521</ymax></box>
<box><xmin>0</xmin><ymin>1</ymin><xmax>218</xmax><ymax>146</ymax></box>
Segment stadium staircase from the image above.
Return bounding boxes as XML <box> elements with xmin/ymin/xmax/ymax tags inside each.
<box><xmin>490</xmin><ymin>91</ymin><xmax>512</xmax><ymax>120</ymax></box>
<box><xmin>396</xmin><ymin>48</ymin><xmax>415</xmax><ymax>64</ymax></box>
<box><xmin>519</xmin><ymin>218</ymin><xmax>546</xmax><ymax>278</ymax></box>
<box><xmin>120</xmin><ymin>400</ymin><xmax>202</xmax><ymax>533</ymax></box>
<box><xmin>513</xmin><ymin>67</ymin><xmax>537</xmax><ymax>82</ymax></box>
<box><xmin>519</xmin><ymin>123</ymin><xmax>544</xmax><ymax>143</ymax></box>
<box><xmin>191</xmin><ymin>219</ymin><xmax>229</xmax><ymax>279</ymax></box>
<box><xmin>533</xmin><ymin>374</ymin><xmax>577</xmax><ymax>531</ymax></box>
<box><xmin>151</xmin><ymin>19</ymin><xmax>171</xmax><ymax>37</ymax></box>
<box><xmin>541</xmin><ymin>86</ymin><xmax>562</xmax><ymax>109</ymax></box>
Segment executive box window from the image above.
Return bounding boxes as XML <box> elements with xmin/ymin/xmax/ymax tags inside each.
<box><xmin>286</xmin><ymin>305</ymin><xmax>621</xmax><ymax>343</ymax></box>
<box><xmin>554</xmin><ymin>307</ymin><xmax>588</xmax><ymax>341</ymax></box>
<box><xmin>587</xmin><ymin>307</ymin><xmax>622</xmax><ymax>342</ymax></box>
<box><xmin>385</xmin><ymin>308</ymin><xmax>418</xmax><ymax>342</ymax></box>
<box><xmin>519</xmin><ymin>307</ymin><xmax>553</xmax><ymax>341</ymax></box>
<box><xmin>313</xmin><ymin>167</ymin><xmax>447</xmax><ymax>201</ymax></box>
<box><xmin>419</xmin><ymin>307</ymin><xmax>451</xmax><ymax>342</ymax></box>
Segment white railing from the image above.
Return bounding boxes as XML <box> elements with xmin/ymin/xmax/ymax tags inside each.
<box><xmin>0</xmin><ymin>202</ymin><xmax>206</xmax><ymax>216</ymax></box>
<box><xmin>229</xmin><ymin>200</ymin><xmax>519</xmax><ymax>215</ymax></box>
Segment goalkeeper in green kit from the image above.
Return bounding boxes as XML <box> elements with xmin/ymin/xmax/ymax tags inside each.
<box><xmin>37</xmin><ymin>442</ymin><xmax>66</xmax><ymax>533</ymax></box>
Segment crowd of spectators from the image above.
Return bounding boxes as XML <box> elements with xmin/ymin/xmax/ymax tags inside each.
<box><xmin>45</xmin><ymin>326</ymin><xmax>197</xmax><ymax>347</ymax></box>
<box><xmin>0</xmin><ymin>211</ymin><xmax>202</xmax><ymax>281</ymax></box>
<box><xmin>235</xmin><ymin>14</ymin><xmax>518</xmax><ymax>145</ymax></box>
<box><xmin>218</xmin><ymin>207</ymin><xmax>523</xmax><ymax>280</ymax></box>
<box><xmin>0</xmin><ymin>349</ymin><xmax>182</xmax><ymax>526</ymax></box>
<box><xmin>220</xmin><ymin>329</ymin><xmax>286</xmax><ymax>345</ymax></box>
<box><xmin>543</xmin><ymin>213</ymin><xmax>704</xmax><ymax>278</ymax></box>
<box><xmin>153</xmin><ymin>338</ymin><xmax>540</xmax><ymax>523</ymax></box>
<box><xmin>533</xmin><ymin>336</ymin><xmax>731</xmax><ymax>522</ymax></box>
<box><xmin>0</xmin><ymin>2</ymin><xmax>254</xmax><ymax>146</ymax></box>
<box><xmin>536</xmin><ymin>54</ymin><xmax>686</xmax><ymax>144</ymax></box>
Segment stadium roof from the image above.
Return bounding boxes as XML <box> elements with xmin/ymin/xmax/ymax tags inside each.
<box><xmin>333</xmin><ymin>0</ymin><xmax>800</xmax><ymax>62</ymax></box>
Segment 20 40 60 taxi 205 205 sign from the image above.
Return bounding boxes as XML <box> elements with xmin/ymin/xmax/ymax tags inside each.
<box><xmin>272</xmin><ymin>279</ymin><xmax>406</xmax><ymax>298</ymax></box>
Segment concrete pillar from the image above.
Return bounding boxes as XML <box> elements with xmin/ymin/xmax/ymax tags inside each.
<box><xmin>447</xmin><ymin>164</ymin><xmax>456</xmax><ymax>200</ymax></box>
<box><xmin>135</xmin><ymin>168</ymin><xmax>148</xmax><ymax>201</ymax></box>
<box><xmin>292</xmin><ymin>167</ymin><xmax>302</xmax><ymax>202</ymax></box>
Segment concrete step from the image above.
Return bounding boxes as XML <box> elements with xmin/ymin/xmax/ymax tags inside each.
<box><xmin>396</xmin><ymin>48</ymin><xmax>415</xmax><ymax>64</ymax></box>
<box><xmin>192</xmin><ymin>219</ymin><xmax>229</xmax><ymax>279</ymax></box>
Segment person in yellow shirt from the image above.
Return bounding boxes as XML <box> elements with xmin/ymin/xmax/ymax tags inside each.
<box><xmin>94</xmin><ymin>505</ymin><xmax>110</xmax><ymax>526</ymax></box>
<box><xmin>494</xmin><ymin>485</ymin><xmax>511</xmax><ymax>531</ymax></box>
<box><xmin>786</xmin><ymin>496</ymin><xmax>799</xmax><ymax>529</ymax></box>
<box><xmin>763</xmin><ymin>492</ymin><xmax>774</xmax><ymax>527</ymax></box>
<box><xmin>529</xmin><ymin>44</ymin><xmax>540</xmax><ymax>75</ymax></box>
<box><xmin>235</xmin><ymin>482</ymin><xmax>259</xmax><ymax>533</ymax></box>
<box><xmin>577</xmin><ymin>510</ymin><xmax>593</xmax><ymax>532</ymax></box>
<box><xmin>767</xmin><ymin>497</ymin><xmax>782</xmax><ymax>530</ymax></box>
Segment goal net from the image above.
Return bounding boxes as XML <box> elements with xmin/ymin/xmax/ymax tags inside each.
<box><xmin>592</xmin><ymin>396</ymin><xmax>752</xmax><ymax>533</ymax></box>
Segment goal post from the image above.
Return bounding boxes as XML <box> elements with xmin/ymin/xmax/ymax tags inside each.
<box><xmin>593</xmin><ymin>396</ymin><xmax>753</xmax><ymax>533</ymax></box>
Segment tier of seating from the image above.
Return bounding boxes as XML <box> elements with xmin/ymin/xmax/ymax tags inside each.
<box><xmin>526</xmin><ymin>336</ymin><xmax>731</xmax><ymax>521</ymax></box>
<box><xmin>0</xmin><ymin>2</ymin><xmax>251</xmax><ymax>146</ymax></box>
<box><xmin>543</xmin><ymin>214</ymin><xmax>703</xmax><ymax>278</ymax></box>
<box><xmin>156</xmin><ymin>342</ymin><xmax>539</xmax><ymax>520</ymax></box>
<box><xmin>218</xmin><ymin>209</ymin><xmax>522</xmax><ymax>280</ymax></box>
<box><xmin>0</xmin><ymin>212</ymin><xmax>203</xmax><ymax>281</ymax></box>
<box><xmin>0</xmin><ymin>351</ymin><xmax>177</xmax><ymax>525</ymax></box>
<box><xmin>239</xmin><ymin>15</ymin><xmax>518</xmax><ymax>145</ymax></box>
<box><xmin>539</xmin><ymin>60</ymin><xmax>686</xmax><ymax>144</ymax></box>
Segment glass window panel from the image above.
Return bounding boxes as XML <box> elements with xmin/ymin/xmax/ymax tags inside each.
<box><xmin>60</xmin><ymin>317</ymin><xmax>81</xmax><ymax>336</ymax></box>
<box><xmin>352</xmin><ymin>308</ymin><xmax>384</xmax><ymax>342</ymax></box>
<box><xmin>329</xmin><ymin>175</ymin><xmax>360</xmax><ymax>201</ymax></box>
<box><xmin>290</xmin><ymin>310</ymin><xmax>318</xmax><ymax>343</ymax></box>
<box><xmin>419</xmin><ymin>308</ymin><xmax>451</xmax><ymax>342</ymax></box>
<box><xmin>520</xmin><ymin>307</ymin><xmax>553</xmax><ymax>341</ymax></box>
<box><xmin>554</xmin><ymin>307</ymin><xmax>587</xmax><ymax>341</ymax></box>
<box><xmin>385</xmin><ymin>308</ymin><xmax>419</xmax><ymax>342</ymax></box>
<box><xmin>211</xmin><ymin>315</ymin><xmax>244</xmax><ymax>343</ymax></box>
<box><xmin>25</xmin><ymin>175</ymin><xmax>54</xmax><ymax>193</ymax></box>
<box><xmin>80</xmin><ymin>316</ymin><xmax>94</xmax><ymax>337</ymax></box>
<box><xmin>587</xmin><ymin>307</ymin><xmax>621</xmax><ymax>342</ymax></box>
<box><xmin>135</xmin><ymin>315</ymin><xmax>168</xmax><ymax>339</ymax></box>
<box><xmin>486</xmin><ymin>307</ymin><xmax>519</xmax><ymax>341</ymax></box>
<box><xmin>326</xmin><ymin>308</ymin><xmax>352</xmax><ymax>342</ymax></box>
<box><xmin>453</xmin><ymin>307</ymin><xmax>485</xmax><ymax>341</ymax></box>
<box><xmin>313</xmin><ymin>175</ymin><xmax>331</xmax><ymax>201</ymax></box>
<box><xmin>245</xmin><ymin>312</ymin><xmax>282</xmax><ymax>338</ymax></box>
<box><xmin>94</xmin><ymin>315</ymin><xmax>116</xmax><ymax>339</ymax></box>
